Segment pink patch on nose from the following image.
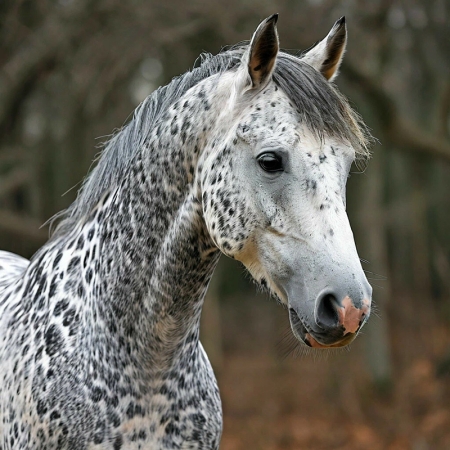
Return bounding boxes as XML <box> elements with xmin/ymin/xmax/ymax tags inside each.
<box><xmin>338</xmin><ymin>296</ymin><xmax>370</xmax><ymax>335</ymax></box>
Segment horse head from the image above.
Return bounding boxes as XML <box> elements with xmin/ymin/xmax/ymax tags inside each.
<box><xmin>200</xmin><ymin>15</ymin><xmax>372</xmax><ymax>348</ymax></box>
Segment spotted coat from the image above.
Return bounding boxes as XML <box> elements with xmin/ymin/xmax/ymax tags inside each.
<box><xmin>0</xmin><ymin>15</ymin><xmax>372</xmax><ymax>449</ymax></box>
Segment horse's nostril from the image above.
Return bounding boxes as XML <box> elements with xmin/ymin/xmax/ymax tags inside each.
<box><xmin>316</xmin><ymin>293</ymin><xmax>339</xmax><ymax>330</ymax></box>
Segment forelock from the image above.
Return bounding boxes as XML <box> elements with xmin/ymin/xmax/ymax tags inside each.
<box><xmin>272</xmin><ymin>53</ymin><xmax>371</xmax><ymax>158</ymax></box>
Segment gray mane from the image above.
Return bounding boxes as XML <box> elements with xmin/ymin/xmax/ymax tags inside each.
<box><xmin>51</xmin><ymin>45</ymin><xmax>370</xmax><ymax>238</ymax></box>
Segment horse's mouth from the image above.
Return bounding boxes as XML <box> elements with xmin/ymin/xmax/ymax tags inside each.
<box><xmin>288</xmin><ymin>307</ymin><xmax>357</xmax><ymax>349</ymax></box>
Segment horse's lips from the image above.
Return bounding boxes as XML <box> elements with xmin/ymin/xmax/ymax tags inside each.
<box><xmin>304</xmin><ymin>331</ymin><xmax>356</xmax><ymax>348</ymax></box>
<box><xmin>288</xmin><ymin>307</ymin><xmax>357</xmax><ymax>348</ymax></box>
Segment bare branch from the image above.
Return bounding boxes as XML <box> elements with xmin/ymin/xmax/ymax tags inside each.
<box><xmin>389</xmin><ymin>117</ymin><xmax>450</xmax><ymax>162</ymax></box>
<box><xmin>343</xmin><ymin>64</ymin><xmax>450</xmax><ymax>162</ymax></box>
<box><xmin>0</xmin><ymin>0</ymin><xmax>96</xmax><ymax>130</ymax></box>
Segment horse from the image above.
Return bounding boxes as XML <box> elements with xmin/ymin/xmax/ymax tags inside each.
<box><xmin>0</xmin><ymin>14</ymin><xmax>372</xmax><ymax>449</ymax></box>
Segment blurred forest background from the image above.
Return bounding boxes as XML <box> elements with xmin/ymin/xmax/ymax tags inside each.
<box><xmin>1</xmin><ymin>0</ymin><xmax>450</xmax><ymax>448</ymax></box>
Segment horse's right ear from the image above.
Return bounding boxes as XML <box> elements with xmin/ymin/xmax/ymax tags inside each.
<box><xmin>244</xmin><ymin>14</ymin><xmax>279</xmax><ymax>89</ymax></box>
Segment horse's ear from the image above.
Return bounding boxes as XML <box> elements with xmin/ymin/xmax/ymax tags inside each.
<box><xmin>301</xmin><ymin>17</ymin><xmax>347</xmax><ymax>82</ymax></box>
<box><xmin>246</xmin><ymin>14</ymin><xmax>279</xmax><ymax>89</ymax></box>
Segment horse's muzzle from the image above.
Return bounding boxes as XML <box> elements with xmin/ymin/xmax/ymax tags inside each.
<box><xmin>289</xmin><ymin>292</ymin><xmax>371</xmax><ymax>348</ymax></box>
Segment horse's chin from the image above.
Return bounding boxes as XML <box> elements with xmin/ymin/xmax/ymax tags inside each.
<box><xmin>288</xmin><ymin>307</ymin><xmax>357</xmax><ymax>349</ymax></box>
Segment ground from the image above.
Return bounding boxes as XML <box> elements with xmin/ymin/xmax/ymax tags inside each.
<box><xmin>220</xmin><ymin>351</ymin><xmax>450</xmax><ymax>449</ymax></box>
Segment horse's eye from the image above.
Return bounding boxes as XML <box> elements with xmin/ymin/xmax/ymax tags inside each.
<box><xmin>257</xmin><ymin>153</ymin><xmax>283</xmax><ymax>173</ymax></box>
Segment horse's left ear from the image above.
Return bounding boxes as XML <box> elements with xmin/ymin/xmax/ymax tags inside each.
<box><xmin>302</xmin><ymin>17</ymin><xmax>347</xmax><ymax>82</ymax></box>
<box><xmin>246</xmin><ymin>14</ymin><xmax>279</xmax><ymax>89</ymax></box>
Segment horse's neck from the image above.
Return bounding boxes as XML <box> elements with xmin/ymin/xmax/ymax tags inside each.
<box><xmin>75</xmin><ymin>80</ymin><xmax>221</xmax><ymax>374</ymax></box>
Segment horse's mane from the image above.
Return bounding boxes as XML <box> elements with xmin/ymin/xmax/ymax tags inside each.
<box><xmin>50</xmin><ymin>45</ymin><xmax>371</xmax><ymax>238</ymax></box>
